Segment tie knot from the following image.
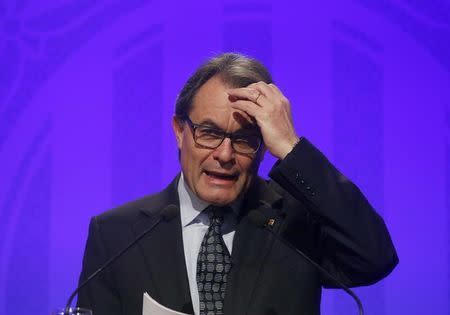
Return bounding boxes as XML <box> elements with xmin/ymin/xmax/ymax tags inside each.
<box><xmin>206</xmin><ymin>206</ymin><xmax>229</xmax><ymax>226</ymax></box>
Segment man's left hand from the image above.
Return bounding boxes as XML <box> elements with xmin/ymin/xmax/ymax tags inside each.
<box><xmin>228</xmin><ymin>82</ymin><xmax>299</xmax><ymax>159</ymax></box>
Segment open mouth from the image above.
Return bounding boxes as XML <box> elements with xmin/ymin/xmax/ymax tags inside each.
<box><xmin>204</xmin><ymin>170</ymin><xmax>239</xmax><ymax>181</ymax></box>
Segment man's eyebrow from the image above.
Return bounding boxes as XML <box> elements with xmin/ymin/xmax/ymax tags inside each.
<box><xmin>196</xmin><ymin>118</ymin><xmax>220</xmax><ymax>128</ymax></box>
<box><xmin>197</xmin><ymin>118</ymin><xmax>260</xmax><ymax>134</ymax></box>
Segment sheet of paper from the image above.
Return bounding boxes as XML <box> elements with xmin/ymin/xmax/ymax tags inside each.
<box><xmin>142</xmin><ymin>292</ymin><xmax>190</xmax><ymax>315</ymax></box>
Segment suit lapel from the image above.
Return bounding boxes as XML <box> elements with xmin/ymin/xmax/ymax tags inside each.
<box><xmin>224</xmin><ymin>177</ymin><xmax>284</xmax><ymax>315</ymax></box>
<box><xmin>131</xmin><ymin>176</ymin><xmax>194</xmax><ymax>314</ymax></box>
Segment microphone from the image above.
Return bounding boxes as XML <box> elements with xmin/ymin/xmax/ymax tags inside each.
<box><xmin>247</xmin><ymin>210</ymin><xmax>364</xmax><ymax>315</ymax></box>
<box><xmin>64</xmin><ymin>204</ymin><xmax>179</xmax><ymax>315</ymax></box>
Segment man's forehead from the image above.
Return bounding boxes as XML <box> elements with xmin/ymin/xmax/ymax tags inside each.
<box><xmin>194</xmin><ymin>114</ymin><xmax>258</xmax><ymax>133</ymax></box>
<box><xmin>189</xmin><ymin>77</ymin><xmax>258</xmax><ymax>131</ymax></box>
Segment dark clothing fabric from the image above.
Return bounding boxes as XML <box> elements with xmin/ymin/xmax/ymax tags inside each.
<box><xmin>77</xmin><ymin>138</ymin><xmax>398</xmax><ymax>315</ymax></box>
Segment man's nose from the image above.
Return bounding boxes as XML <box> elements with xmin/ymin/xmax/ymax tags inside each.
<box><xmin>212</xmin><ymin>138</ymin><xmax>235</xmax><ymax>164</ymax></box>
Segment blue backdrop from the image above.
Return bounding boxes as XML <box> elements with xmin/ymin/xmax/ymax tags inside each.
<box><xmin>0</xmin><ymin>1</ymin><xmax>449</xmax><ymax>314</ymax></box>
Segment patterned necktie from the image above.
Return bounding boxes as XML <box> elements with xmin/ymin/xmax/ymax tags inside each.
<box><xmin>196</xmin><ymin>206</ymin><xmax>232</xmax><ymax>315</ymax></box>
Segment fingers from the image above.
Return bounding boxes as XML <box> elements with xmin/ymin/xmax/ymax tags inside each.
<box><xmin>228</xmin><ymin>82</ymin><xmax>282</xmax><ymax>106</ymax></box>
<box><xmin>228</xmin><ymin>82</ymin><xmax>274</xmax><ymax>107</ymax></box>
<box><xmin>248</xmin><ymin>82</ymin><xmax>277</xmax><ymax>100</ymax></box>
<box><xmin>227</xmin><ymin>82</ymin><xmax>288</xmax><ymax>120</ymax></box>
<box><xmin>228</xmin><ymin>87</ymin><xmax>262</xmax><ymax>104</ymax></box>
<box><xmin>229</xmin><ymin>99</ymin><xmax>261</xmax><ymax>119</ymax></box>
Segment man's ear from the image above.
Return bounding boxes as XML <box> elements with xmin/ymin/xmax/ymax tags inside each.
<box><xmin>172</xmin><ymin>116</ymin><xmax>184</xmax><ymax>149</ymax></box>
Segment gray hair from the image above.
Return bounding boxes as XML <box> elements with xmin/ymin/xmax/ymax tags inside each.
<box><xmin>175</xmin><ymin>52</ymin><xmax>272</xmax><ymax>120</ymax></box>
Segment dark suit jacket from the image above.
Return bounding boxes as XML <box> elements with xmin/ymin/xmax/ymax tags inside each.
<box><xmin>77</xmin><ymin>138</ymin><xmax>398</xmax><ymax>315</ymax></box>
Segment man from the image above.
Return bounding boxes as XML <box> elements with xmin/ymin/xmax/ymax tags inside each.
<box><xmin>77</xmin><ymin>53</ymin><xmax>398</xmax><ymax>315</ymax></box>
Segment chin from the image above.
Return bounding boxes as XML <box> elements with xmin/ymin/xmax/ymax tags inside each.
<box><xmin>198</xmin><ymin>189</ymin><xmax>238</xmax><ymax>206</ymax></box>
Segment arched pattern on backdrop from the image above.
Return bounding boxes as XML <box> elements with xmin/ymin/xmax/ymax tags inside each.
<box><xmin>0</xmin><ymin>1</ymin><xmax>449</xmax><ymax>314</ymax></box>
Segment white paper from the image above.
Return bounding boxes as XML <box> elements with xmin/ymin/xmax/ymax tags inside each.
<box><xmin>142</xmin><ymin>292</ymin><xmax>190</xmax><ymax>315</ymax></box>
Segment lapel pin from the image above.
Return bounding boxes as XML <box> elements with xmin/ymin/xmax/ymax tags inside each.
<box><xmin>267</xmin><ymin>218</ymin><xmax>275</xmax><ymax>227</ymax></box>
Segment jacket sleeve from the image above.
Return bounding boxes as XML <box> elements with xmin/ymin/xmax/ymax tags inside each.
<box><xmin>269</xmin><ymin>137</ymin><xmax>398</xmax><ymax>288</ymax></box>
<box><xmin>76</xmin><ymin>217</ymin><xmax>123</xmax><ymax>315</ymax></box>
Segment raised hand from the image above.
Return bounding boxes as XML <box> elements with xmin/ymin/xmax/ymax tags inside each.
<box><xmin>227</xmin><ymin>82</ymin><xmax>300</xmax><ymax>159</ymax></box>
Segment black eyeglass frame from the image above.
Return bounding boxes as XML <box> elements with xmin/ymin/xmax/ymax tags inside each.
<box><xmin>183</xmin><ymin>116</ymin><xmax>263</xmax><ymax>154</ymax></box>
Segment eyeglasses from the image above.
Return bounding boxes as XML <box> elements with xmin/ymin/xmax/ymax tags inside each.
<box><xmin>184</xmin><ymin>117</ymin><xmax>262</xmax><ymax>154</ymax></box>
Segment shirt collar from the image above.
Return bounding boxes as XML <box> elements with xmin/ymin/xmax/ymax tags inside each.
<box><xmin>178</xmin><ymin>173</ymin><xmax>242</xmax><ymax>227</ymax></box>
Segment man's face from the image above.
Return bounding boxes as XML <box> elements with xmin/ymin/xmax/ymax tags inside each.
<box><xmin>173</xmin><ymin>76</ymin><xmax>264</xmax><ymax>205</ymax></box>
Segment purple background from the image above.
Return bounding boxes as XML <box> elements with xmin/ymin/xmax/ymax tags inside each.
<box><xmin>0</xmin><ymin>1</ymin><xmax>449</xmax><ymax>314</ymax></box>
